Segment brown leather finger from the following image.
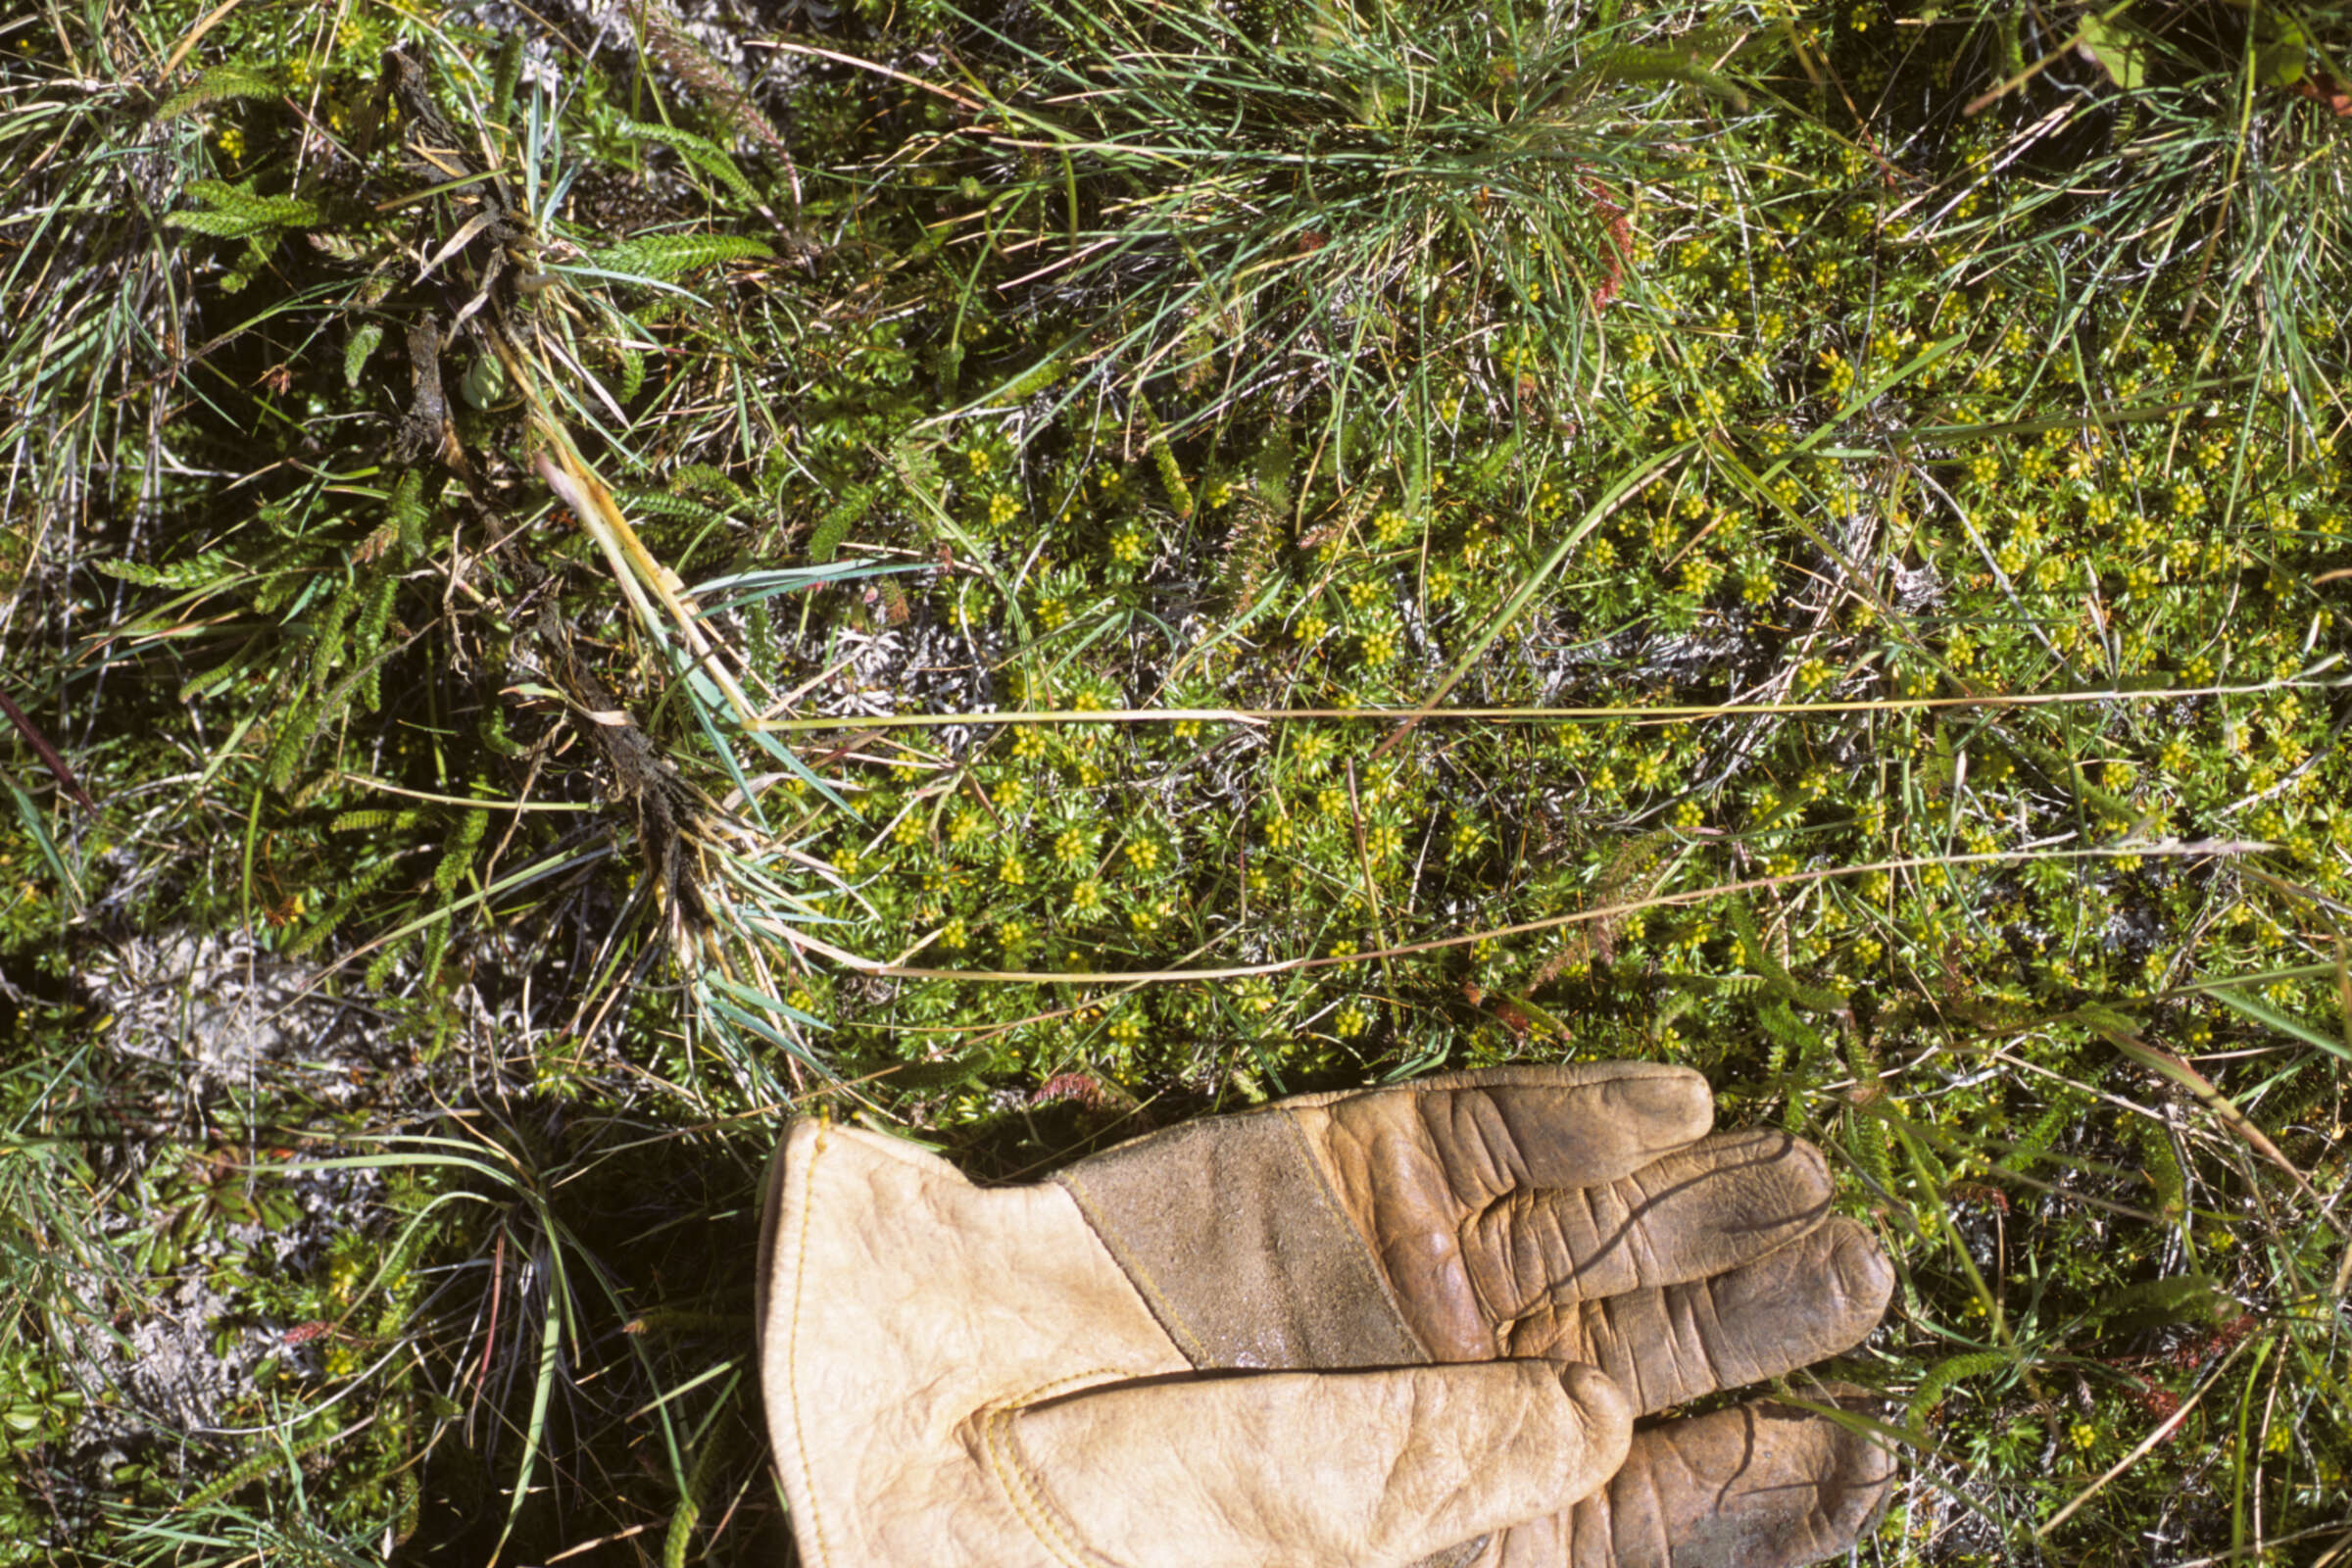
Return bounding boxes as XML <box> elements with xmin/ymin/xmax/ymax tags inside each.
<box><xmin>1464</xmin><ymin>1128</ymin><xmax>1837</xmax><ymax>1317</ymax></box>
<box><xmin>1485</xmin><ymin>1396</ymin><xmax>1897</xmax><ymax>1568</ymax></box>
<box><xmin>1498</xmin><ymin>1216</ymin><xmax>1894</xmax><ymax>1413</ymax></box>
<box><xmin>1308</xmin><ymin>1065</ymin><xmax>1715</xmax><ymax>1212</ymax></box>
<box><xmin>1298</xmin><ymin>1069</ymin><xmax>1718</xmax><ymax>1359</ymax></box>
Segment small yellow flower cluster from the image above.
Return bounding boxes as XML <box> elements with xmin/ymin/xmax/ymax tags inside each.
<box><xmin>1818</xmin><ymin>348</ymin><xmax>1856</xmax><ymax>401</ymax></box>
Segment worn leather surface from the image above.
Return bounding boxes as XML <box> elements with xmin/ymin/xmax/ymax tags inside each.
<box><xmin>760</xmin><ymin>1115</ymin><xmax>1635</xmax><ymax>1567</ymax></box>
<box><xmin>1474</xmin><ymin>1396</ymin><xmax>1898</xmax><ymax>1567</ymax></box>
<box><xmin>1056</xmin><ymin>1105</ymin><xmax>1424</xmax><ymax>1368</ymax></box>
<box><xmin>1005</xmin><ymin>1360</ymin><xmax>1631</xmax><ymax>1567</ymax></box>
<box><xmin>760</xmin><ymin>1118</ymin><xmax>1191</xmax><ymax>1565</ymax></box>
<box><xmin>759</xmin><ymin>1065</ymin><xmax>1895</xmax><ymax>1567</ymax></box>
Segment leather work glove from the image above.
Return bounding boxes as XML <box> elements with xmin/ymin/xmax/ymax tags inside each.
<box><xmin>757</xmin><ymin>1062</ymin><xmax>1895</xmax><ymax>1567</ymax></box>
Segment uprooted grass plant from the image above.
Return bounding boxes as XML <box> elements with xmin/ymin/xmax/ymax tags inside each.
<box><xmin>1</xmin><ymin>0</ymin><xmax>2349</xmax><ymax>1560</ymax></box>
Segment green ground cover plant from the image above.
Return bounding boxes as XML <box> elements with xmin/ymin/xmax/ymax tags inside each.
<box><xmin>1</xmin><ymin>0</ymin><xmax>2348</xmax><ymax>1560</ymax></box>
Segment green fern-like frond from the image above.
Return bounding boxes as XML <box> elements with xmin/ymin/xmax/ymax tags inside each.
<box><xmin>353</xmin><ymin>573</ymin><xmax>400</xmax><ymax>711</ymax></box>
<box><xmin>431</xmin><ymin>807</ymin><xmax>490</xmax><ymax>896</ymax></box>
<box><xmin>808</xmin><ymin>482</ymin><xmax>877</xmax><ymax>564</ymax></box>
<box><xmin>2087</xmin><ymin>1273</ymin><xmax>2230</xmax><ymax>1332</ymax></box>
<box><xmin>489</xmin><ymin>31</ymin><xmax>526</xmax><ymax>119</ymax></box>
<box><xmin>291</xmin><ymin>854</ymin><xmax>409</xmax><ymax>957</ymax></box>
<box><xmin>387</xmin><ymin>469</ymin><xmax>428</xmax><ymax>560</ymax></box>
<box><xmin>93</xmin><ymin>551</ymin><xmax>244</xmax><ymax>591</ymax></box>
<box><xmin>591</xmin><ymin>232</ymin><xmax>773</xmax><ymax>283</ymax></box>
<box><xmin>1253</xmin><ymin>419</ymin><xmax>1296</xmax><ymax>515</ymax></box>
<box><xmin>167</xmin><ymin>182</ymin><xmax>321</xmax><ymax>239</ymax></box>
<box><xmin>1213</xmin><ymin>494</ymin><xmax>1281</xmax><ymax>612</ymax></box>
<box><xmin>345</xmin><ymin>321</ymin><xmax>386</xmax><ymax>388</ymax></box>
<box><xmin>671</xmin><ymin>464</ymin><xmax>752</xmax><ymax>508</ymax></box>
<box><xmin>178</xmin><ymin>1422</ymin><xmax>348</xmax><ymax>1509</ymax></box>
<box><xmin>2132</xmin><ymin>1120</ymin><xmax>2188</xmax><ymax>1220</ymax></box>
<box><xmin>153</xmin><ymin>65</ymin><xmax>282</xmax><ymax>122</ymax></box>
<box><xmin>618</xmin><ymin>488</ymin><xmax>732</xmax><ymax>527</ymax></box>
<box><xmin>612</xmin><ymin>119</ymin><xmax>761</xmax><ymax>207</ymax></box>
<box><xmin>1905</xmin><ymin>1348</ymin><xmax>2013</xmax><ymax>1432</ymax></box>
<box><xmin>1137</xmin><ymin>393</ymin><xmax>1194</xmax><ymax>518</ymax></box>
<box><xmin>1729</xmin><ymin>899</ymin><xmax>1848</xmax><ymax>1012</ymax></box>
<box><xmin>263</xmin><ymin>691</ymin><xmax>324</xmax><ymax>790</ymax></box>
<box><xmin>309</xmin><ymin>574</ymin><xmax>362</xmax><ymax>678</ymax></box>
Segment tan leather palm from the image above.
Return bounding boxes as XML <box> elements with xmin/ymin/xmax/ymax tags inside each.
<box><xmin>758</xmin><ymin>1063</ymin><xmax>1894</xmax><ymax>1567</ymax></box>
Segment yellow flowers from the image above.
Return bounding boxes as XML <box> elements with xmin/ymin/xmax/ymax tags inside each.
<box><xmin>1818</xmin><ymin>347</ymin><xmax>1856</xmax><ymax>400</ymax></box>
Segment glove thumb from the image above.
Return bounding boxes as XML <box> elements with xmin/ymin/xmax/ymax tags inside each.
<box><xmin>984</xmin><ymin>1359</ymin><xmax>1631</xmax><ymax>1568</ymax></box>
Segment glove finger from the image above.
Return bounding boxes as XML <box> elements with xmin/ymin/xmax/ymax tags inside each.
<box><xmin>1002</xmin><ymin>1360</ymin><xmax>1632</xmax><ymax>1568</ymax></box>
<box><xmin>1308</xmin><ymin>1063</ymin><xmax>1715</xmax><ymax>1205</ymax></box>
<box><xmin>1498</xmin><ymin>1216</ymin><xmax>1893</xmax><ymax>1413</ymax></box>
<box><xmin>1485</xmin><ymin>1396</ymin><xmax>1896</xmax><ymax>1568</ymax></box>
<box><xmin>1375</xmin><ymin>1127</ymin><xmax>1837</xmax><ymax>1361</ymax></box>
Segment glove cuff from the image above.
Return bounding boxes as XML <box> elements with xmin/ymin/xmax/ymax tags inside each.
<box><xmin>758</xmin><ymin>1118</ymin><xmax>1190</xmax><ymax>1567</ymax></box>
